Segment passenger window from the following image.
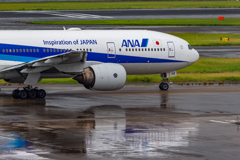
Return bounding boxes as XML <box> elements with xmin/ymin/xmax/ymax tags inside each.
<box><xmin>16</xmin><ymin>49</ymin><xmax>18</xmax><ymax>52</ymax></box>
<box><xmin>90</xmin><ymin>49</ymin><xmax>92</xmax><ymax>52</ymax></box>
<box><xmin>30</xmin><ymin>49</ymin><xmax>32</xmax><ymax>52</ymax></box>
<box><xmin>129</xmin><ymin>48</ymin><xmax>131</xmax><ymax>51</ymax></box>
<box><xmin>119</xmin><ymin>48</ymin><xmax>121</xmax><ymax>52</ymax></box>
<box><xmin>37</xmin><ymin>49</ymin><xmax>39</xmax><ymax>52</ymax></box>
<box><xmin>151</xmin><ymin>48</ymin><xmax>153</xmax><ymax>51</ymax></box>
<box><xmin>126</xmin><ymin>48</ymin><xmax>128</xmax><ymax>51</ymax></box>
<box><xmin>6</xmin><ymin>49</ymin><xmax>8</xmax><ymax>53</ymax></box>
<box><xmin>154</xmin><ymin>48</ymin><xmax>156</xmax><ymax>51</ymax></box>
<box><xmin>23</xmin><ymin>49</ymin><xmax>25</xmax><ymax>52</ymax></box>
<box><xmin>142</xmin><ymin>48</ymin><xmax>144</xmax><ymax>51</ymax></box>
<box><xmin>148</xmin><ymin>48</ymin><xmax>150</xmax><ymax>51</ymax></box>
<box><xmin>138</xmin><ymin>48</ymin><xmax>140</xmax><ymax>51</ymax></box>
<box><xmin>157</xmin><ymin>48</ymin><xmax>159</xmax><ymax>51</ymax></box>
<box><xmin>163</xmin><ymin>48</ymin><xmax>165</xmax><ymax>51</ymax></box>
<box><xmin>145</xmin><ymin>48</ymin><xmax>147</xmax><ymax>51</ymax></box>
<box><xmin>33</xmin><ymin>49</ymin><xmax>35</xmax><ymax>52</ymax></box>
<box><xmin>43</xmin><ymin>49</ymin><xmax>45</xmax><ymax>52</ymax></box>
<box><xmin>9</xmin><ymin>49</ymin><xmax>12</xmax><ymax>53</ymax></box>
<box><xmin>12</xmin><ymin>49</ymin><xmax>15</xmax><ymax>53</ymax></box>
<box><xmin>50</xmin><ymin>49</ymin><xmax>52</xmax><ymax>52</ymax></box>
<box><xmin>160</xmin><ymin>48</ymin><xmax>162</xmax><ymax>51</ymax></box>
<box><xmin>135</xmin><ymin>48</ymin><xmax>137</xmax><ymax>51</ymax></box>
<box><xmin>20</xmin><ymin>49</ymin><xmax>22</xmax><ymax>52</ymax></box>
<box><xmin>83</xmin><ymin>49</ymin><xmax>85</xmax><ymax>51</ymax></box>
<box><xmin>2</xmin><ymin>49</ymin><xmax>4</xmax><ymax>53</ymax></box>
<box><xmin>86</xmin><ymin>49</ymin><xmax>88</xmax><ymax>51</ymax></box>
<box><xmin>132</xmin><ymin>48</ymin><xmax>134</xmax><ymax>51</ymax></box>
<box><xmin>26</xmin><ymin>49</ymin><xmax>29</xmax><ymax>52</ymax></box>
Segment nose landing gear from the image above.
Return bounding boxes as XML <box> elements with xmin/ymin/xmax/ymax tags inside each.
<box><xmin>159</xmin><ymin>73</ymin><xmax>169</xmax><ymax>91</ymax></box>
<box><xmin>12</xmin><ymin>86</ymin><xmax>46</xmax><ymax>99</ymax></box>
<box><xmin>159</xmin><ymin>82</ymin><xmax>169</xmax><ymax>90</ymax></box>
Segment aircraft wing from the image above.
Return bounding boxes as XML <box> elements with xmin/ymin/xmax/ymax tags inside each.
<box><xmin>0</xmin><ymin>51</ymin><xmax>87</xmax><ymax>73</ymax></box>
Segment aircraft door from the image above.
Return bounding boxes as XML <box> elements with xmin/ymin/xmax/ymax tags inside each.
<box><xmin>167</xmin><ymin>42</ymin><xmax>175</xmax><ymax>58</ymax></box>
<box><xmin>107</xmin><ymin>42</ymin><xmax>116</xmax><ymax>58</ymax></box>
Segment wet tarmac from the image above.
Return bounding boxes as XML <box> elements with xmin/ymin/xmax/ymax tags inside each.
<box><xmin>1</xmin><ymin>9</ymin><xmax>240</xmax><ymax>22</ymax></box>
<box><xmin>0</xmin><ymin>84</ymin><xmax>240</xmax><ymax>159</ymax></box>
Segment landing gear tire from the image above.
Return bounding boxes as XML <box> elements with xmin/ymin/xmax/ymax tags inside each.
<box><xmin>37</xmin><ymin>89</ymin><xmax>46</xmax><ymax>99</ymax></box>
<box><xmin>12</xmin><ymin>89</ymin><xmax>20</xmax><ymax>99</ymax></box>
<box><xmin>18</xmin><ymin>90</ymin><xmax>28</xmax><ymax>99</ymax></box>
<box><xmin>11</xmin><ymin>86</ymin><xmax>46</xmax><ymax>99</ymax></box>
<box><xmin>28</xmin><ymin>89</ymin><xmax>38</xmax><ymax>99</ymax></box>
<box><xmin>159</xmin><ymin>82</ymin><xmax>169</xmax><ymax>91</ymax></box>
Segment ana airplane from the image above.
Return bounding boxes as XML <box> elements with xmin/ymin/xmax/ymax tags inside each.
<box><xmin>0</xmin><ymin>28</ymin><xmax>199</xmax><ymax>99</ymax></box>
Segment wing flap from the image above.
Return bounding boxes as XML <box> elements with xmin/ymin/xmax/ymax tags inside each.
<box><xmin>0</xmin><ymin>51</ymin><xmax>87</xmax><ymax>73</ymax></box>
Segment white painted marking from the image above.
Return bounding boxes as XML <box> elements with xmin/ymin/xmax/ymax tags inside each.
<box><xmin>50</xmin><ymin>13</ymin><xmax>112</xmax><ymax>19</ymax></box>
<box><xmin>210</xmin><ymin>120</ymin><xmax>231</xmax><ymax>124</ymax></box>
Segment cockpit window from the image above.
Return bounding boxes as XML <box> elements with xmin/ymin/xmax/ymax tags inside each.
<box><xmin>188</xmin><ymin>44</ymin><xmax>193</xmax><ymax>50</ymax></box>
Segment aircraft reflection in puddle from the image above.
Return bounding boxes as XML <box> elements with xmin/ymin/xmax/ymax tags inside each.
<box><xmin>0</xmin><ymin>92</ymin><xmax>198</xmax><ymax>158</ymax></box>
<box><xmin>0</xmin><ymin>133</ymin><xmax>48</xmax><ymax>159</ymax></box>
<box><xmin>85</xmin><ymin>105</ymin><xmax>199</xmax><ymax>157</ymax></box>
<box><xmin>0</xmin><ymin>135</ymin><xmax>29</xmax><ymax>151</ymax></box>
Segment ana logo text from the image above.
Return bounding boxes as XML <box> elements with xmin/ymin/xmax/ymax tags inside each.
<box><xmin>121</xmin><ymin>38</ymin><xmax>148</xmax><ymax>47</ymax></box>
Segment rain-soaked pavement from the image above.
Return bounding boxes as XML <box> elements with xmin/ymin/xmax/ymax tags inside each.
<box><xmin>0</xmin><ymin>84</ymin><xmax>240</xmax><ymax>159</ymax></box>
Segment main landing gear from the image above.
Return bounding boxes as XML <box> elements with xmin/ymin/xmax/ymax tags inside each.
<box><xmin>12</xmin><ymin>86</ymin><xmax>46</xmax><ymax>99</ymax></box>
<box><xmin>159</xmin><ymin>73</ymin><xmax>169</xmax><ymax>91</ymax></box>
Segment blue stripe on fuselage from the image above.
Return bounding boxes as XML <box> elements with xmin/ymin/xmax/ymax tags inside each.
<box><xmin>0</xmin><ymin>43</ymin><xmax>186</xmax><ymax>63</ymax></box>
<box><xmin>0</xmin><ymin>54</ymin><xmax>38</xmax><ymax>62</ymax></box>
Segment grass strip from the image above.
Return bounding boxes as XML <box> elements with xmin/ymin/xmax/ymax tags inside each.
<box><xmin>171</xmin><ymin>33</ymin><xmax>240</xmax><ymax>46</ymax></box>
<box><xmin>1</xmin><ymin>58</ymin><xmax>240</xmax><ymax>84</ymax></box>
<box><xmin>2</xmin><ymin>1</ymin><xmax>240</xmax><ymax>11</ymax></box>
<box><xmin>127</xmin><ymin>72</ymin><xmax>240</xmax><ymax>82</ymax></box>
<box><xmin>28</xmin><ymin>18</ymin><xmax>240</xmax><ymax>26</ymax></box>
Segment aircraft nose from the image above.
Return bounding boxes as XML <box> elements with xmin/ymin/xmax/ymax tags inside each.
<box><xmin>188</xmin><ymin>49</ymin><xmax>199</xmax><ymax>65</ymax></box>
<box><xmin>193</xmin><ymin>49</ymin><xmax>199</xmax><ymax>62</ymax></box>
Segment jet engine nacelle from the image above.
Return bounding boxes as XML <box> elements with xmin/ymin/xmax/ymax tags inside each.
<box><xmin>73</xmin><ymin>63</ymin><xmax>127</xmax><ymax>91</ymax></box>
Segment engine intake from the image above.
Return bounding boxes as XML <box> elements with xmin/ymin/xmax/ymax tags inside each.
<box><xmin>73</xmin><ymin>63</ymin><xmax>126</xmax><ymax>91</ymax></box>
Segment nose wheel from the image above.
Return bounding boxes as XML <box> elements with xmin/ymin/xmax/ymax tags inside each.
<box><xmin>159</xmin><ymin>73</ymin><xmax>170</xmax><ymax>91</ymax></box>
<box><xmin>12</xmin><ymin>86</ymin><xmax>46</xmax><ymax>99</ymax></box>
<box><xmin>159</xmin><ymin>82</ymin><xmax>169</xmax><ymax>90</ymax></box>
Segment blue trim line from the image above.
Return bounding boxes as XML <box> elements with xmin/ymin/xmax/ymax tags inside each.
<box><xmin>0</xmin><ymin>43</ymin><xmax>186</xmax><ymax>63</ymax></box>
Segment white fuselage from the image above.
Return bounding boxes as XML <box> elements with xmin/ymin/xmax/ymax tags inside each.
<box><xmin>0</xmin><ymin>30</ymin><xmax>199</xmax><ymax>78</ymax></box>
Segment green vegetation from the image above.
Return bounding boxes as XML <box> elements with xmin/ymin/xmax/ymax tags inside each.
<box><xmin>171</xmin><ymin>33</ymin><xmax>240</xmax><ymax>46</ymax></box>
<box><xmin>1</xmin><ymin>1</ymin><xmax>240</xmax><ymax>11</ymax></box>
<box><xmin>176</xmin><ymin>58</ymin><xmax>240</xmax><ymax>73</ymax></box>
<box><xmin>127</xmin><ymin>72</ymin><xmax>240</xmax><ymax>82</ymax></box>
<box><xmin>127</xmin><ymin>58</ymin><xmax>240</xmax><ymax>82</ymax></box>
<box><xmin>1</xmin><ymin>58</ymin><xmax>239</xmax><ymax>84</ymax></box>
<box><xmin>29</xmin><ymin>18</ymin><xmax>240</xmax><ymax>26</ymax></box>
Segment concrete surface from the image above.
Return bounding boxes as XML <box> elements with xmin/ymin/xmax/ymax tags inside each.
<box><xmin>1</xmin><ymin>9</ymin><xmax>240</xmax><ymax>23</ymax></box>
<box><xmin>0</xmin><ymin>84</ymin><xmax>240</xmax><ymax>159</ymax></box>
